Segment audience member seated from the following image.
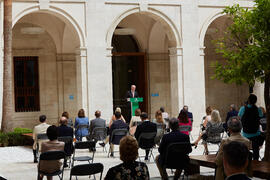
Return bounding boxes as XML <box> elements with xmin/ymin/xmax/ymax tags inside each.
<box><xmin>32</xmin><ymin>115</ymin><xmax>50</xmax><ymax>163</ymax></box>
<box><xmin>153</xmin><ymin>110</ymin><xmax>165</xmax><ymax>145</ymax></box>
<box><xmin>108</xmin><ymin>107</ymin><xmax>126</xmax><ymax>128</ymax></box>
<box><xmin>135</xmin><ymin>112</ymin><xmax>157</xmax><ymax>161</ymax></box>
<box><xmin>74</xmin><ymin>109</ymin><xmax>89</xmax><ymax>141</ymax></box>
<box><xmin>109</xmin><ymin>111</ymin><xmax>129</xmax><ymax>157</ymax></box>
<box><xmin>61</xmin><ymin>111</ymin><xmax>73</xmax><ymax>128</ymax></box>
<box><xmin>160</xmin><ymin>107</ymin><xmax>169</xmax><ymax>120</ymax></box>
<box><xmin>57</xmin><ymin>116</ymin><xmax>74</xmax><ymax>167</ymax></box>
<box><xmin>182</xmin><ymin>105</ymin><xmax>193</xmax><ymax>122</ymax></box>
<box><xmin>155</xmin><ymin>118</ymin><xmax>192</xmax><ymax>180</ymax></box>
<box><xmin>88</xmin><ymin>110</ymin><xmax>106</xmax><ymax>141</ymax></box>
<box><xmin>223</xmin><ymin>141</ymin><xmax>251</xmax><ymax>180</ymax></box>
<box><xmin>201</xmin><ymin>106</ymin><xmax>213</xmax><ymax>131</ymax></box>
<box><xmin>39</xmin><ymin>125</ymin><xmax>65</xmax><ymax>180</ymax></box>
<box><xmin>105</xmin><ymin>135</ymin><xmax>150</xmax><ymax>180</ymax></box>
<box><xmin>178</xmin><ymin>110</ymin><xmax>192</xmax><ymax>135</ymax></box>
<box><xmin>193</xmin><ymin>110</ymin><xmax>224</xmax><ymax>154</ymax></box>
<box><xmin>215</xmin><ymin>117</ymin><xmax>251</xmax><ymax>180</ymax></box>
<box><xmin>129</xmin><ymin>108</ymin><xmax>141</xmax><ymax>135</ymax></box>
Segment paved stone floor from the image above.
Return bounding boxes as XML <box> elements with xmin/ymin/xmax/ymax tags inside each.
<box><xmin>0</xmin><ymin>129</ymin><xmax>265</xmax><ymax>180</ymax></box>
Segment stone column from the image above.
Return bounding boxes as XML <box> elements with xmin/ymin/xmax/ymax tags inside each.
<box><xmin>76</xmin><ymin>47</ymin><xmax>89</xmax><ymax>117</ymax></box>
<box><xmin>56</xmin><ymin>54</ymin><xmax>64</xmax><ymax>117</ymax></box>
<box><xmin>169</xmin><ymin>47</ymin><xmax>184</xmax><ymax>117</ymax></box>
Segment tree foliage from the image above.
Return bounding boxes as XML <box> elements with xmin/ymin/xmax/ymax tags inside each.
<box><xmin>213</xmin><ymin>0</ymin><xmax>270</xmax><ymax>161</ymax></box>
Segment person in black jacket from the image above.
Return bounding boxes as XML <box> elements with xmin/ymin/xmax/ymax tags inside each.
<box><xmin>57</xmin><ymin>117</ymin><xmax>74</xmax><ymax>167</ymax></box>
<box><xmin>223</xmin><ymin>141</ymin><xmax>251</xmax><ymax>180</ymax></box>
<box><xmin>109</xmin><ymin>111</ymin><xmax>129</xmax><ymax>157</ymax></box>
<box><xmin>135</xmin><ymin>112</ymin><xmax>157</xmax><ymax>161</ymax></box>
<box><xmin>155</xmin><ymin>118</ymin><xmax>192</xmax><ymax>180</ymax></box>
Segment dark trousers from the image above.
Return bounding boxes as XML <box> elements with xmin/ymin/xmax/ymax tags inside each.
<box><xmin>248</xmin><ymin>136</ymin><xmax>260</xmax><ymax>160</ymax></box>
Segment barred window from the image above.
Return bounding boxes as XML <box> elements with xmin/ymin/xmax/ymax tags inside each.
<box><xmin>14</xmin><ymin>56</ymin><xmax>40</xmax><ymax>112</ymax></box>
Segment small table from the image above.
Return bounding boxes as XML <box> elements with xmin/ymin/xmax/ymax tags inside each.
<box><xmin>189</xmin><ymin>154</ymin><xmax>270</xmax><ymax>179</ymax></box>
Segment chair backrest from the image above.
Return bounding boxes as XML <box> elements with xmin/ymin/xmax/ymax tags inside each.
<box><xmin>58</xmin><ymin>136</ymin><xmax>74</xmax><ymax>155</ymax></box>
<box><xmin>179</xmin><ymin>125</ymin><xmax>191</xmax><ymax>132</ymax></box>
<box><xmin>74</xmin><ymin>140</ymin><xmax>96</xmax><ymax>150</ymax></box>
<box><xmin>58</xmin><ymin>136</ymin><xmax>73</xmax><ymax>144</ymax></box>
<box><xmin>37</xmin><ymin>133</ymin><xmax>48</xmax><ymax>140</ymax></box>
<box><xmin>92</xmin><ymin>127</ymin><xmax>107</xmax><ymax>141</ymax></box>
<box><xmin>70</xmin><ymin>163</ymin><xmax>103</xmax><ymax>180</ymax></box>
<box><xmin>138</xmin><ymin>132</ymin><xmax>157</xmax><ymax>143</ymax></box>
<box><xmin>39</xmin><ymin>151</ymin><xmax>66</xmax><ymax>161</ymax></box>
<box><xmin>77</xmin><ymin>124</ymin><xmax>89</xmax><ymax>130</ymax></box>
<box><xmin>110</xmin><ymin>128</ymin><xmax>128</xmax><ymax>144</ymax></box>
<box><xmin>164</xmin><ymin>142</ymin><xmax>191</xmax><ymax>169</ymax></box>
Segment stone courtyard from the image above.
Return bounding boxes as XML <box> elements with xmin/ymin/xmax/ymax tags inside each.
<box><xmin>0</xmin><ymin>129</ymin><xmax>265</xmax><ymax>180</ymax></box>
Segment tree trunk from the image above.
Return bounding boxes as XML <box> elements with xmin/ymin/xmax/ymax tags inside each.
<box><xmin>264</xmin><ymin>73</ymin><xmax>270</xmax><ymax>161</ymax></box>
<box><xmin>1</xmin><ymin>0</ymin><xmax>13</xmax><ymax>132</ymax></box>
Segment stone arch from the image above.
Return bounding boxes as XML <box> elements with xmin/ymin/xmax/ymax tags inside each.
<box><xmin>106</xmin><ymin>7</ymin><xmax>181</xmax><ymax>49</ymax></box>
<box><xmin>13</xmin><ymin>5</ymin><xmax>85</xmax><ymax>47</ymax></box>
<box><xmin>199</xmin><ymin>11</ymin><xmax>224</xmax><ymax>48</ymax></box>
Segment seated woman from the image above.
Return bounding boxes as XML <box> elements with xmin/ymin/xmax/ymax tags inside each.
<box><xmin>105</xmin><ymin>135</ymin><xmax>150</xmax><ymax>180</ymax></box>
<box><xmin>178</xmin><ymin>110</ymin><xmax>192</xmax><ymax>135</ymax></box>
<box><xmin>39</xmin><ymin>125</ymin><xmax>65</xmax><ymax>180</ymax></box>
<box><xmin>153</xmin><ymin>110</ymin><xmax>165</xmax><ymax>145</ymax></box>
<box><xmin>108</xmin><ymin>107</ymin><xmax>126</xmax><ymax>128</ymax></box>
<box><xmin>193</xmin><ymin>110</ymin><xmax>224</xmax><ymax>155</ymax></box>
<box><xmin>74</xmin><ymin>109</ymin><xmax>89</xmax><ymax>141</ymax></box>
<box><xmin>129</xmin><ymin>108</ymin><xmax>141</xmax><ymax>135</ymax></box>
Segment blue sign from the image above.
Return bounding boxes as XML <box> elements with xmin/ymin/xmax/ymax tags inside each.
<box><xmin>151</xmin><ymin>93</ymin><xmax>159</xmax><ymax>97</ymax></box>
<box><xmin>69</xmin><ymin>95</ymin><xmax>74</xmax><ymax>100</ymax></box>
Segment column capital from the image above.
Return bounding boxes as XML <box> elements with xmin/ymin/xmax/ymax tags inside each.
<box><xmin>75</xmin><ymin>47</ymin><xmax>87</xmax><ymax>57</ymax></box>
<box><xmin>169</xmin><ymin>47</ymin><xmax>183</xmax><ymax>57</ymax></box>
<box><xmin>200</xmin><ymin>46</ymin><xmax>205</xmax><ymax>56</ymax></box>
<box><xmin>106</xmin><ymin>46</ymin><xmax>113</xmax><ymax>57</ymax></box>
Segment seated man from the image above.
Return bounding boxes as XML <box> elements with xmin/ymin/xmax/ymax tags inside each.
<box><xmin>57</xmin><ymin>116</ymin><xmax>74</xmax><ymax>167</ymax></box>
<box><xmin>109</xmin><ymin>111</ymin><xmax>129</xmax><ymax>157</ymax></box>
<box><xmin>88</xmin><ymin>110</ymin><xmax>106</xmax><ymax>141</ymax></box>
<box><xmin>32</xmin><ymin>115</ymin><xmax>50</xmax><ymax>163</ymax></box>
<box><xmin>155</xmin><ymin>118</ymin><xmax>192</xmax><ymax>180</ymax></box>
<box><xmin>223</xmin><ymin>141</ymin><xmax>251</xmax><ymax>180</ymax></box>
<box><xmin>39</xmin><ymin>125</ymin><xmax>65</xmax><ymax>180</ymax></box>
<box><xmin>135</xmin><ymin>112</ymin><xmax>157</xmax><ymax>161</ymax></box>
<box><xmin>215</xmin><ymin>117</ymin><xmax>251</xmax><ymax>180</ymax></box>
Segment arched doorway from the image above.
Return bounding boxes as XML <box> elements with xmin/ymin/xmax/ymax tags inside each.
<box><xmin>204</xmin><ymin>16</ymin><xmax>249</xmax><ymax>119</ymax></box>
<box><xmin>112</xmin><ymin>34</ymin><xmax>147</xmax><ymax>122</ymax></box>
<box><xmin>111</xmin><ymin>12</ymin><xmax>178</xmax><ymax>120</ymax></box>
<box><xmin>11</xmin><ymin>11</ymin><xmax>82</xmax><ymax>128</ymax></box>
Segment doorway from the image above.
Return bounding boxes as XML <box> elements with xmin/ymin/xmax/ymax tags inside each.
<box><xmin>112</xmin><ymin>35</ymin><xmax>148</xmax><ymax>121</ymax></box>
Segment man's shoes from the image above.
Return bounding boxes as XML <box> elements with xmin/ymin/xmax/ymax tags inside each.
<box><xmin>34</xmin><ymin>158</ymin><xmax>38</xmax><ymax>163</ymax></box>
<box><xmin>99</xmin><ymin>142</ymin><xmax>105</xmax><ymax>147</ymax></box>
<box><xmin>110</xmin><ymin>152</ymin><xmax>114</xmax><ymax>157</ymax></box>
<box><xmin>144</xmin><ymin>156</ymin><xmax>149</xmax><ymax>162</ymax></box>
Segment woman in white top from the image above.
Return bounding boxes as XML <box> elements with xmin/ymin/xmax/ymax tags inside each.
<box><xmin>129</xmin><ymin>108</ymin><xmax>141</xmax><ymax>135</ymax></box>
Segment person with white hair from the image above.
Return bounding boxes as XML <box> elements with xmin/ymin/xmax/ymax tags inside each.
<box><xmin>193</xmin><ymin>109</ymin><xmax>224</xmax><ymax>154</ymax></box>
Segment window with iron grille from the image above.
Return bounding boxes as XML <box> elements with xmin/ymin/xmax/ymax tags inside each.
<box><xmin>14</xmin><ymin>56</ymin><xmax>40</xmax><ymax>112</ymax></box>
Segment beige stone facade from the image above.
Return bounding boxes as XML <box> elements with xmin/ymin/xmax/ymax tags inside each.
<box><xmin>0</xmin><ymin>0</ymin><xmax>264</xmax><ymax>130</ymax></box>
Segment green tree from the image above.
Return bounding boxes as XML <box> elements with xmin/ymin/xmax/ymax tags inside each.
<box><xmin>213</xmin><ymin>0</ymin><xmax>270</xmax><ymax>161</ymax></box>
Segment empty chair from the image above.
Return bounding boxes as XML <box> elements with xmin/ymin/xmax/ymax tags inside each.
<box><xmin>137</xmin><ymin>132</ymin><xmax>157</xmax><ymax>161</ymax></box>
<box><xmin>70</xmin><ymin>163</ymin><xmax>104</xmax><ymax>180</ymax></box>
<box><xmin>108</xmin><ymin>128</ymin><xmax>128</xmax><ymax>157</ymax></box>
<box><xmin>72</xmin><ymin>141</ymin><xmax>96</xmax><ymax>167</ymax></box>
<box><xmin>37</xmin><ymin>151</ymin><xmax>66</xmax><ymax>180</ymax></box>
